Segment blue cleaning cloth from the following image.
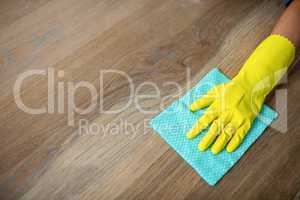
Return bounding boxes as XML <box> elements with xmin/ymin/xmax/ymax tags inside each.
<box><xmin>149</xmin><ymin>68</ymin><xmax>277</xmax><ymax>185</ymax></box>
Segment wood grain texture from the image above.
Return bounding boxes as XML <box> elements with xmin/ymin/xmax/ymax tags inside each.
<box><xmin>0</xmin><ymin>0</ymin><xmax>300</xmax><ymax>199</ymax></box>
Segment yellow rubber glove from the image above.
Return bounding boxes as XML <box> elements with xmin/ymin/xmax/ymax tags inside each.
<box><xmin>186</xmin><ymin>35</ymin><xmax>295</xmax><ymax>154</ymax></box>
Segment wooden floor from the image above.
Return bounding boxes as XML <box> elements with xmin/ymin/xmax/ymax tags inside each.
<box><xmin>1</xmin><ymin>0</ymin><xmax>300</xmax><ymax>199</ymax></box>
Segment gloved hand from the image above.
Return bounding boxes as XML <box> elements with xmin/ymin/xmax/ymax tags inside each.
<box><xmin>186</xmin><ymin>35</ymin><xmax>295</xmax><ymax>154</ymax></box>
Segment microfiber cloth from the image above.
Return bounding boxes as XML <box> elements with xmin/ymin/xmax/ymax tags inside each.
<box><xmin>149</xmin><ymin>68</ymin><xmax>277</xmax><ymax>185</ymax></box>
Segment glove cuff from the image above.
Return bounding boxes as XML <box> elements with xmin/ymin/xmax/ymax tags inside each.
<box><xmin>232</xmin><ymin>34</ymin><xmax>295</xmax><ymax>99</ymax></box>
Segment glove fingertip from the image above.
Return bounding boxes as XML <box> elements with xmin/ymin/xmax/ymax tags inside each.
<box><xmin>186</xmin><ymin>131</ymin><xmax>195</xmax><ymax>140</ymax></box>
<box><xmin>226</xmin><ymin>137</ymin><xmax>240</xmax><ymax>153</ymax></box>
<box><xmin>189</xmin><ymin>103</ymin><xmax>198</xmax><ymax>112</ymax></box>
<box><xmin>198</xmin><ymin>142</ymin><xmax>207</xmax><ymax>151</ymax></box>
<box><xmin>211</xmin><ymin>147</ymin><xmax>221</xmax><ymax>155</ymax></box>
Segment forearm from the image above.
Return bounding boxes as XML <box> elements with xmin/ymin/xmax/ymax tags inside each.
<box><xmin>232</xmin><ymin>1</ymin><xmax>299</xmax><ymax>96</ymax></box>
<box><xmin>272</xmin><ymin>0</ymin><xmax>300</xmax><ymax>48</ymax></box>
<box><xmin>233</xmin><ymin>35</ymin><xmax>295</xmax><ymax>98</ymax></box>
